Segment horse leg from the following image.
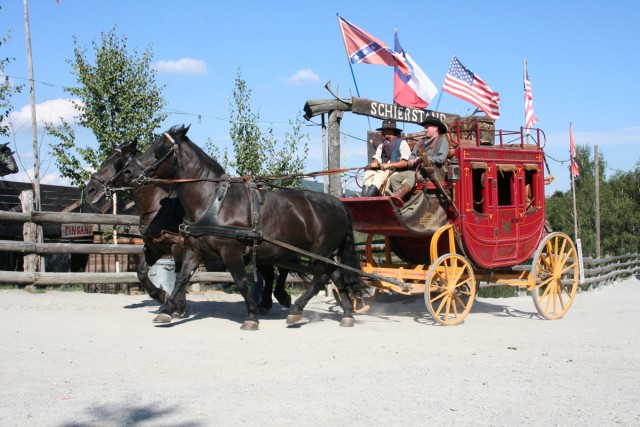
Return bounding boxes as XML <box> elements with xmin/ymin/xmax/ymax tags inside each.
<box><xmin>330</xmin><ymin>269</ymin><xmax>356</xmax><ymax>327</ymax></box>
<box><xmin>224</xmin><ymin>255</ymin><xmax>260</xmax><ymax>330</ymax></box>
<box><xmin>273</xmin><ymin>268</ymin><xmax>291</xmax><ymax>308</ymax></box>
<box><xmin>257</xmin><ymin>265</ymin><xmax>274</xmax><ymax>314</ymax></box>
<box><xmin>171</xmin><ymin>244</ymin><xmax>186</xmax><ymax>317</ymax></box>
<box><xmin>286</xmin><ymin>263</ymin><xmax>328</xmax><ymax>325</ymax></box>
<box><xmin>138</xmin><ymin>248</ymin><xmax>169</xmax><ymax>306</ymax></box>
<box><xmin>153</xmin><ymin>251</ymin><xmax>199</xmax><ymax>324</ymax></box>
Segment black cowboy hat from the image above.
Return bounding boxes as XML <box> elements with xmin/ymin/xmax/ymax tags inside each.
<box><xmin>419</xmin><ymin>116</ymin><xmax>447</xmax><ymax>134</ymax></box>
<box><xmin>376</xmin><ymin>119</ymin><xmax>402</xmax><ymax>133</ymax></box>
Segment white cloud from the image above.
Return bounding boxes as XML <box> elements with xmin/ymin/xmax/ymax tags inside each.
<box><xmin>154</xmin><ymin>58</ymin><xmax>207</xmax><ymax>75</ymax></box>
<box><xmin>7</xmin><ymin>98</ymin><xmax>81</xmax><ymax>133</ymax></box>
<box><xmin>284</xmin><ymin>69</ymin><xmax>320</xmax><ymax>86</ymax></box>
<box><xmin>5</xmin><ymin>169</ymin><xmax>72</xmax><ymax>186</ymax></box>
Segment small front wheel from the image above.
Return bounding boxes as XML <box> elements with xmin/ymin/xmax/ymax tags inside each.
<box><xmin>331</xmin><ymin>284</ymin><xmax>379</xmax><ymax>314</ymax></box>
<box><xmin>424</xmin><ymin>254</ymin><xmax>476</xmax><ymax>325</ymax></box>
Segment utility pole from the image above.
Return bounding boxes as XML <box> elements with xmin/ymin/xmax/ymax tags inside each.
<box><xmin>594</xmin><ymin>144</ymin><xmax>601</xmax><ymax>258</ymax></box>
<box><xmin>22</xmin><ymin>0</ymin><xmax>41</xmax><ymax>212</ymax></box>
<box><xmin>327</xmin><ymin>110</ymin><xmax>343</xmax><ymax>197</ymax></box>
<box><xmin>22</xmin><ymin>0</ymin><xmax>43</xmax><ymax>272</ymax></box>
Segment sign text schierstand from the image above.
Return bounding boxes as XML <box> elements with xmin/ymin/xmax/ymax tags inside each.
<box><xmin>350</xmin><ymin>98</ymin><xmax>459</xmax><ymax>124</ymax></box>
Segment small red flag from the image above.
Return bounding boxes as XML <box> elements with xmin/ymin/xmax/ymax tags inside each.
<box><xmin>570</xmin><ymin>122</ymin><xmax>580</xmax><ymax>177</ymax></box>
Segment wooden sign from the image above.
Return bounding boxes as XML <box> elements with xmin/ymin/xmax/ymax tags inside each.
<box><xmin>61</xmin><ymin>223</ymin><xmax>94</xmax><ymax>238</ymax></box>
<box><xmin>350</xmin><ymin>97</ymin><xmax>459</xmax><ymax>124</ymax></box>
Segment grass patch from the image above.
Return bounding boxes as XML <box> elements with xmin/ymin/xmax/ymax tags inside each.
<box><xmin>478</xmin><ymin>286</ymin><xmax>521</xmax><ymax>298</ymax></box>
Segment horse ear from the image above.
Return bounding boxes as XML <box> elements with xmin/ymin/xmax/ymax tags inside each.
<box><xmin>121</xmin><ymin>140</ymin><xmax>138</xmax><ymax>155</ymax></box>
<box><xmin>177</xmin><ymin>124</ymin><xmax>190</xmax><ymax>139</ymax></box>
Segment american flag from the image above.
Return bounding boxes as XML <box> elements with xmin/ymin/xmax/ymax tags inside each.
<box><xmin>524</xmin><ymin>60</ymin><xmax>538</xmax><ymax>131</ymax></box>
<box><xmin>442</xmin><ymin>56</ymin><xmax>500</xmax><ymax>120</ymax></box>
<box><xmin>570</xmin><ymin>122</ymin><xmax>580</xmax><ymax>177</ymax></box>
<box><xmin>338</xmin><ymin>16</ymin><xmax>409</xmax><ymax>75</ymax></box>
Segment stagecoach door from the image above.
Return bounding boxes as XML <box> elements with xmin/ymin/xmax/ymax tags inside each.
<box><xmin>492</xmin><ymin>164</ymin><xmax>520</xmax><ymax>263</ymax></box>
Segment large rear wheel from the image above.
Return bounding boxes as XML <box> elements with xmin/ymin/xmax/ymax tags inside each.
<box><xmin>424</xmin><ymin>254</ymin><xmax>476</xmax><ymax>326</ymax></box>
<box><xmin>531</xmin><ymin>232</ymin><xmax>579</xmax><ymax>319</ymax></box>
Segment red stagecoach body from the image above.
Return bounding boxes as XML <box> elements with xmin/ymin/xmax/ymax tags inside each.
<box><xmin>340</xmin><ymin>119</ymin><xmax>548</xmax><ymax>270</ymax></box>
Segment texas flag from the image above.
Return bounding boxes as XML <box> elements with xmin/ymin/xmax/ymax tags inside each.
<box><xmin>393</xmin><ymin>32</ymin><xmax>437</xmax><ymax>109</ymax></box>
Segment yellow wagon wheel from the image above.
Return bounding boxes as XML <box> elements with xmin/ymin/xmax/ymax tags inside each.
<box><xmin>424</xmin><ymin>253</ymin><xmax>476</xmax><ymax>326</ymax></box>
<box><xmin>331</xmin><ymin>284</ymin><xmax>379</xmax><ymax>314</ymax></box>
<box><xmin>530</xmin><ymin>232</ymin><xmax>579</xmax><ymax>319</ymax></box>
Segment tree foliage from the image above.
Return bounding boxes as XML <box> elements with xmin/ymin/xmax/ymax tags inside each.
<box><xmin>207</xmin><ymin>68</ymin><xmax>308</xmax><ymax>188</ymax></box>
<box><xmin>0</xmin><ymin>6</ymin><xmax>23</xmax><ymax>138</ymax></box>
<box><xmin>47</xmin><ymin>26</ymin><xmax>166</xmax><ymax>187</ymax></box>
<box><xmin>545</xmin><ymin>144</ymin><xmax>640</xmax><ymax>257</ymax></box>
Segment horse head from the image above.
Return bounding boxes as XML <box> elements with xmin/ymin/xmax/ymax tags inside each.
<box><xmin>0</xmin><ymin>142</ymin><xmax>19</xmax><ymax>176</ymax></box>
<box><xmin>83</xmin><ymin>140</ymin><xmax>140</xmax><ymax>212</ymax></box>
<box><xmin>121</xmin><ymin>124</ymin><xmax>229</xmax><ymax>187</ymax></box>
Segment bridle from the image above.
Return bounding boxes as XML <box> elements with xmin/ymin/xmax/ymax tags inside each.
<box><xmin>132</xmin><ymin>132</ymin><xmax>179</xmax><ymax>187</ymax></box>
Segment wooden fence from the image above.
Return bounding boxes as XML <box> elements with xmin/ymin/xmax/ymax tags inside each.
<box><xmin>0</xmin><ymin>210</ymin><xmax>638</xmax><ymax>290</ymax></box>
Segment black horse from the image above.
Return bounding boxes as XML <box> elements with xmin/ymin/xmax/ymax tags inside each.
<box><xmin>83</xmin><ymin>144</ymin><xmax>293</xmax><ymax>316</ymax></box>
<box><xmin>0</xmin><ymin>142</ymin><xmax>19</xmax><ymax>177</ymax></box>
<box><xmin>120</xmin><ymin>125</ymin><xmax>363</xmax><ymax>330</ymax></box>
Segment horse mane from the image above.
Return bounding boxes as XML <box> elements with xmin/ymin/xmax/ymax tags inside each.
<box><xmin>166</xmin><ymin>125</ymin><xmax>226</xmax><ymax>176</ymax></box>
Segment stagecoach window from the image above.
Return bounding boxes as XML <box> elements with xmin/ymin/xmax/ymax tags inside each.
<box><xmin>496</xmin><ymin>165</ymin><xmax>516</xmax><ymax>206</ymax></box>
<box><xmin>524</xmin><ymin>166</ymin><xmax>538</xmax><ymax>212</ymax></box>
<box><xmin>471</xmin><ymin>162</ymin><xmax>488</xmax><ymax>214</ymax></box>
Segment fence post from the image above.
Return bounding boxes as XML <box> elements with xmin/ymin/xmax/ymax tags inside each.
<box><xmin>20</xmin><ymin>190</ymin><xmax>41</xmax><ymax>291</ymax></box>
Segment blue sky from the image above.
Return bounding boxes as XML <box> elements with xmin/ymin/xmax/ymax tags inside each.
<box><xmin>1</xmin><ymin>0</ymin><xmax>639</xmax><ymax>194</ymax></box>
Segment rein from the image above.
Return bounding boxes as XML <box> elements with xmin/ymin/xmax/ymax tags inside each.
<box><xmin>140</xmin><ymin>166</ymin><xmax>362</xmax><ymax>186</ymax></box>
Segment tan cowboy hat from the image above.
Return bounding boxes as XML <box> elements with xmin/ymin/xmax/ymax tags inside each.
<box><xmin>376</xmin><ymin>119</ymin><xmax>402</xmax><ymax>133</ymax></box>
<box><xmin>419</xmin><ymin>116</ymin><xmax>447</xmax><ymax>134</ymax></box>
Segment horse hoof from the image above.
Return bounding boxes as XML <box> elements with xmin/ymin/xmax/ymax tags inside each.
<box><xmin>172</xmin><ymin>310</ymin><xmax>185</xmax><ymax>319</ymax></box>
<box><xmin>153</xmin><ymin>313</ymin><xmax>173</xmax><ymax>324</ymax></box>
<box><xmin>240</xmin><ymin>320</ymin><xmax>259</xmax><ymax>331</ymax></box>
<box><xmin>339</xmin><ymin>317</ymin><xmax>356</xmax><ymax>327</ymax></box>
<box><xmin>286</xmin><ymin>314</ymin><xmax>302</xmax><ymax>325</ymax></box>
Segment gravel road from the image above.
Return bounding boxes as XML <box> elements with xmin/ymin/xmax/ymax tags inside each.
<box><xmin>1</xmin><ymin>277</ymin><xmax>639</xmax><ymax>426</ymax></box>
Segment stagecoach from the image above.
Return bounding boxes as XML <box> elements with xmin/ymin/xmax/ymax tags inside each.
<box><xmin>338</xmin><ymin>116</ymin><xmax>580</xmax><ymax>325</ymax></box>
<box><xmin>86</xmin><ymin>100</ymin><xmax>579</xmax><ymax>329</ymax></box>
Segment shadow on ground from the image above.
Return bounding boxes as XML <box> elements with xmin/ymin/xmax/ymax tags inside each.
<box><xmin>60</xmin><ymin>402</ymin><xmax>203</xmax><ymax>427</ymax></box>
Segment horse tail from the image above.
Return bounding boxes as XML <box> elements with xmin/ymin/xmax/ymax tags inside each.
<box><xmin>337</xmin><ymin>208</ymin><xmax>365</xmax><ymax>292</ymax></box>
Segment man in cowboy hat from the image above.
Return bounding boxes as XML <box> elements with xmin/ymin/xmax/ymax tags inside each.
<box><xmin>387</xmin><ymin>116</ymin><xmax>450</xmax><ymax>199</ymax></box>
<box><xmin>361</xmin><ymin>119</ymin><xmax>411</xmax><ymax>197</ymax></box>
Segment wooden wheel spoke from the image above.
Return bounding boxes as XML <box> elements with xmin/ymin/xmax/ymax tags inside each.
<box><xmin>429</xmin><ymin>289</ymin><xmax>448</xmax><ymax>304</ymax></box>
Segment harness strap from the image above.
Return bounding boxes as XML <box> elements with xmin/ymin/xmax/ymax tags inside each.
<box><xmin>179</xmin><ymin>223</ymin><xmax>263</xmax><ymax>242</ymax></box>
<box><xmin>260</xmin><ymin>235</ymin><xmax>412</xmax><ymax>292</ymax></box>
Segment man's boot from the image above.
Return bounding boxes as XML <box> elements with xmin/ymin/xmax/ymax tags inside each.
<box><xmin>364</xmin><ymin>185</ymin><xmax>380</xmax><ymax>197</ymax></box>
<box><xmin>359</xmin><ymin>185</ymin><xmax>370</xmax><ymax>197</ymax></box>
<box><xmin>392</xmin><ymin>182</ymin><xmax>412</xmax><ymax>199</ymax></box>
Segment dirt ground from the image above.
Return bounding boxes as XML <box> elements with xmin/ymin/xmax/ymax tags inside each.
<box><xmin>1</xmin><ymin>276</ymin><xmax>639</xmax><ymax>426</ymax></box>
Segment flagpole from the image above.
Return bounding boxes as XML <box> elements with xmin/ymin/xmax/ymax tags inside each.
<box><xmin>570</xmin><ymin>121</ymin><xmax>579</xmax><ymax>240</ymax></box>
<box><xmin>524</xmin><ymin>58</ymin><xmax>529</xmax><ymax>138</ymax></box>
<box><xmin>434</xmin><ymin>89</ymin><xmax>443</xmax><ymax>111</ymax></box>
<box><xmin>336</xmin><ymin>14</ymin><xmax>361</xmax><ymax>97</ymax></box>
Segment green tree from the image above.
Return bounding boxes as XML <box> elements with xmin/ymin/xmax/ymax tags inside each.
<box><xmin>207</xmin><ymin>68</ymin><xmax>308</xmax><ymax>187</ymax></box>
<box><xmin>0</xmin><ymin>5</ymin><xmax>24</xmax><ymax>138</ymax></box>
<box><xmin>545</xmin><ymin>145</ymin><xmax>640</xmax><ymax>257</ymax></box>
<box><xmin>47</xmin><ymin>25</ymin><xmax>166</xmax><ymax>187</ymax></box>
